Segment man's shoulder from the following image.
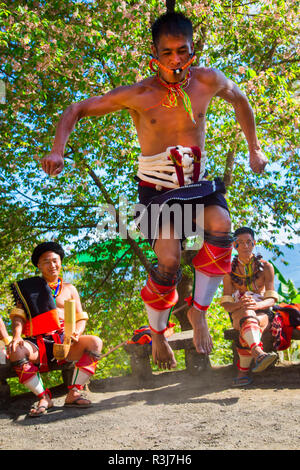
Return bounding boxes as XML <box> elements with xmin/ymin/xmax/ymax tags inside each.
<box><xmin>261</xmin><ymin>259</ymin><xmax>274</xmax><ymax>272</ymax></box>
<box><xmin>130</xmin><ymin>76</ymin><xmax>158</xmax><ymax>94</ymax></box>
<box><xmin>111</xmin><ymin>76</ymin><xmax>157</xmax><ymax>106</ymax></box>
<box><xmin>62</xmin><ymin>281</ymin><xmax>77</xmax><ymax>291</ymax></box>
<box><xmin>121</xmin><ymin>76</ymin><xmax>156</xmax><ymax>93</ymax></box>
<box><xmin>192</xmin><ymin>66</ymin><xmax>225</xmax><ymax>84</ymax></box>
<box><xmin>191</xmin><ymin>66</ymin><xmax>223</xmax><ymax>80</ymax></box>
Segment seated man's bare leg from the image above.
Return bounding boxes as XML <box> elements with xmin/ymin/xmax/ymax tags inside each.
<box><xmin>9</xmin><ymin>341</ymin><xmax>53</xmax><ymax>416</ymax></box>
<box><xmin>232</xmin><ymin>309</ymin><xmax>275</xmax><ymax>378</ymax></box>
<box><xmin>65</xmin><ymin>335</ymin><xmax>103</xmax><ymax>406</ymax></box>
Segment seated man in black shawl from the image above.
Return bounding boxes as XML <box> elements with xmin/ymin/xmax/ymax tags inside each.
<box><xmin>8</xmin><ymin>242</ymin><xmax>102</xmax><ymax>417</ymax></box>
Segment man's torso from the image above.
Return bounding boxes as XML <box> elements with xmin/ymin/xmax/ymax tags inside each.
<box><xmin>124</xmin><ymin>67</ymin><xmax>218</xmax><ymax>155</ymax></box>
<box><xmin>231</xmin><ymin>259</ymin><xmax>269</xmax><ymax>297</ymax></box>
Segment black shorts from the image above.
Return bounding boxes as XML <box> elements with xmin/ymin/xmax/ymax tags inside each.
<box><xmin>26</xmin><ymin>330</ymin><xmax>65</xmax><ymax>367</ymax></box>
<box><xmin>135</xmin><ymin>178</ymin><xmax>230</xmax><ymax>248</ymax></box>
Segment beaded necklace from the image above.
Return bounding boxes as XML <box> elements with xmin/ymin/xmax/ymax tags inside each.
<box><xmin>48</xmin><ymin>277</ymin><xmax>63</xmax><ymax>303</ymax></box>
<box><xmin>145</xmin><ymin>55</ymin><xmax>196</xmax><ymax>123</ymax></box>
<box><xmin>230</xmin><ymin>255</ymin><xmax>264</xmax><ymax>291</ymax></box>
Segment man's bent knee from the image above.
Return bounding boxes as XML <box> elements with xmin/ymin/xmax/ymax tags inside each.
<box><xmin>9</xmin><ymin>342</ymin><xmax>38</xmax><ymax>363</ymax></box>
<box><xmin>158</xmin><ymin>256</ymin><xmax>180</xmax><ymax>274</ymax></box>
<box><xmin>86</xmin><ymin>335</ymin><xmax>103</xmax><ymax>354</ymax></box>
<box><xmin>232</xmin><ymin>310</ymin><xmax>257</xmax><ymax>331</ymax></box>
<box><xmin>203</xmin><ymin>206</ymin><xmax>231</xmax><ymax>235</ymax></box>
<box><xmin>67</xmin><ymin>336</ymin><xmax>101</xmax><ymax>362</ymax></box>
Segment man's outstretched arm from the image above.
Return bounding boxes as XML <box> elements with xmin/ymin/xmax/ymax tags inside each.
<box><xmin>41</xmin><ymin>86</ymin><xmax>133</xmax><ymax>176</ymax></box>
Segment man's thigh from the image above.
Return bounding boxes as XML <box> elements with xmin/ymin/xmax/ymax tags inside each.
<box><xmin>9</xmin><ymin>340</ymin><xmax>40</xmax><ymax>364</ymax></box>
<box><xmin>154</xmin><ymin>222</ymin><xmax>182</xmax><ymax>267</ymax></box>
<box><xmin>195</xmin><ymin>204</ymin><xmax>231</xmax><ymax>233</ymax></box>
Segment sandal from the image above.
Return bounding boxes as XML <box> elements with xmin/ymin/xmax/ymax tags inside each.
<box><xmin>28</xmin><ymin>388</ymin><xmax>53</xmax><ymax>418</ymax></box>
<box><xmin>64</xmin><ymin>396</ymin><xmax>92</xmax><ymax>408</ymax></box>
<box><xmin>252</xmin><ymin>352</ymin><xmax>277</xmax><ymax>373</ymax></box>
<box><xmin>28</xmin><ymin>403</ymin><xmax>53</xmax><ymax>418</ymax></box>
<box><xmin>232</xmin><ymin>376</ymin><xmax>253</xmax><ymax>387</ymax></box>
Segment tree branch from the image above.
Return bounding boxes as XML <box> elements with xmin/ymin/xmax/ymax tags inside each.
<box><xmin>79</xmin><ymin>158</ymin><xmax>152</xmax><ymax>272</ymax></box>
<box><xmin>223</xmin><ymin>134</ymin><xmax>240</xmax><ymax>188</ymax></box>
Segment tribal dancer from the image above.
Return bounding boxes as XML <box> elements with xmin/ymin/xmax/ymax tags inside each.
<box><xmin>8</xmin><ymin>242</ymin><xmax>102</xmax><ymax>417</ymax></box>
<box><xmin>221</xmin><ymin>228</ymin><xmax>278</xmax><ymax>386</ymax></box>
<box><xmin>41</xmin><ymin>3</ymin><xmax>268</xmax><ymax>369</ymax></box>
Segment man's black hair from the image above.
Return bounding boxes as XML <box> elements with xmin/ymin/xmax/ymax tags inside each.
<box><xmin>233</xmin><ymin>227</ymin><xmax>255</xmax><ymax>240</ymax></box>
<box><xmin>31</xmin><ymin>241</ymin><xmax>65</xmax><ymax>267</ymax></box>
<box><xmin>151</xmin><ymin>1</ymin><xmax>193</xmax><ymax>47</ymax></box>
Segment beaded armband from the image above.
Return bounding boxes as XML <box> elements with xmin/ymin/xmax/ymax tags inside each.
<box><xmin>263</xmin><ymin>290</ymin><xmax>279</xmax><ymax>301</ymax></box>
<box><xmin>10</xmin><ymin>307</ymin><xmax>27</xmax><ymax>321</ymax></box>
<box><xmin>76</xmin><ymin>311</ymin><xmax>89</xmax><ymax>322</ymax></box>
<box><xmin>220</xmin><ymin>295</ymin><xmax>234</xmax><ymax>305</ymax></box>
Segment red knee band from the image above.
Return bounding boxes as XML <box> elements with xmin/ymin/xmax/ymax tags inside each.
<box><xmin>192</xmin><ymin>242</ymin><xmax>232</xmax><ymax>277</ymax></box>
<box><xmin>14</xmin><ymin>361</ymin><xmax>39</xmax><ymax>385</ymax></box>
<box><xmin>185</xmin><ymin>296</ymin><xmax>209</xmax><ymax>312</ymax></box>
<box><xmin>75</xmin><ymin>352</ymin><xmax>98</xmax><ymax>376</ymax></box>
<box><xmin>37</xmin><ymin>388</ymin><xmax>52</xmax><ymax>399</ymax></box>
<box><xmin>14</xmin><ymin>362</ymin><xmax>39</xmax><ymax>384</ymax></box>
<box><xmin>68</xmin><ymin>384</ymin><xmax>84</xmax><ymax>391</ymax></box>
<box><xmin>141</xmin><ymin>276</ymin><xmax>178</xmax><ymax>311</ymax></box>
<box><xmin>236</xmin><ymin>346</ymin><xmax>252</xmax><ymax>356</ymax></box>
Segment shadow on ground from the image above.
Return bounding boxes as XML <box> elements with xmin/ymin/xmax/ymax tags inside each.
<box><xmin>1</xmin><ymin>362</ymin><xmax>300</xmax><ymax>425</ymax></box>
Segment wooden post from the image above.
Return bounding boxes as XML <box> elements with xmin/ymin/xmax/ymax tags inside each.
<box><xmin>124</xmin><ymin>344</ymin><xmax>153</xmax><ymax>381</ymax></box>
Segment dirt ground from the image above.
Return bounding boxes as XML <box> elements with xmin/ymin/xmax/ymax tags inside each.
<box><xmin>0</xmin><ymin>362</ymin><xmax>299</xmax><ymax>452</ymax></box>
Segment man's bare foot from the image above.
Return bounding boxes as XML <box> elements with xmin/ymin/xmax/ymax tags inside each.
<box><xmin>151</xmin><ymin>333</ymin><xmax>177</xmax><ymax>370</ymax></box>
<box><xmin>29</xmin><ymin>393</ymin><xmax>53</xmax><ymax>417</ymax></box>
<box><xmin>187</xmin><ymin>306</ymin><xmax>213</xmax><ymax>355</ymax></box>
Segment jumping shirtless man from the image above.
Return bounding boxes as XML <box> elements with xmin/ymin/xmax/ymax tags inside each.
<box><xmin>41</xmin><ymin>7</ymin><xmax>267</xmax><ymax>370</ymax></box>
<box><xmin>221</xmin><ymin>227</ymin><xmax>278</xmax><ymax>386</ymax></box>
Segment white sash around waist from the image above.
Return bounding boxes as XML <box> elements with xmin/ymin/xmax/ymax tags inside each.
<box><xmin>137</xmin><ymin>145</ymin><xmax>207</xmax><ymax>191</ymax></box>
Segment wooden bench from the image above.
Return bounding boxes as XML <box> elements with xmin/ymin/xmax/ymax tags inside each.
<box><xmin>0</xmin><ymin>361</ymin><xmax>75</xmax><ymax>407</ymax></box>
<box><xmin>224</xmin><ymin>327</ymin><xmax>300</xmax><ymax>365</ymax></box>
<box><xmin>124</xmin><ymin>329</ymin><xmax>210</xmax><ymax>381</ymax></box>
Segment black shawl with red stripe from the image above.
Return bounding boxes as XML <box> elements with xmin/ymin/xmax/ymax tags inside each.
<box><xmin>10</xmin><ymin>276</ymin><xmax>61</xmax><ymax>337</ymax></box>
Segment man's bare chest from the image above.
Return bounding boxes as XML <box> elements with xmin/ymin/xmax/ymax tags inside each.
<box><xmin>232</xmin><ymin>274</ymin><xmax>265</xmax><ymax>295</ymax></box>
<box><xmin>54</xmin><ymin>285</ymin><xmax>73</xmax><ymax>310</ymax></box>
<box><xmin>132</xmin><ymin>79</ymin><xmax>210</xmax><ymax>123</ymax></box>
<box><xmin>231</xmin><ymin>258</ymin><xmax>266</xmax><ymax>294</ymax></box>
